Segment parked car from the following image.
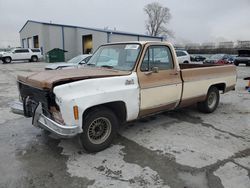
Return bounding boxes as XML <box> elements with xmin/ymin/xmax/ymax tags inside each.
<box><xmin>15</xmin><ymin>41</ymin><xmax>236</xmax><ymax>153</ymax></box>
<box><xmin>0</xmin><ymin>48</ymin><xmax>42</xmax><ymax>64</ymax></box>
<box><xmin>234</xmin><ymin>49</ymin><xmax>250</xmax><ymax>66</ymax></box>
<box><xmin>193</xmin><ymin>55</ymin><xmax>206</xmax><ymax>62</ymax></box>
<box><xmin>176</xmin><ymin>50</ymin><xmax>190</xmax><ymax>64</ymax></box>
<box><xmin>203</xmin><ymin>54</ymin><xmax>234</xmax><ymax>64</ymax></box>
<box><xmin>45</xmin><ymin>54</ymin><xmax>92</xmax><ymax>70</ymax></box>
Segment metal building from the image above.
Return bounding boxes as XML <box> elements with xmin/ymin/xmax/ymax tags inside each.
<box><xmin>19</xmin><ymin>20</ymin><xmax>163</xmax><ymax>60</ymax></box>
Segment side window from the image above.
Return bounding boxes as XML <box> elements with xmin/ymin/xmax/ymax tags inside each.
<box><xmin>15</xmin><ymin>49</ymin><xmax>29</xmax><ymax>53</ymax></box>
<box><xmin>84</xmin><ymin>56</ymin><xmax>91</xmax><ymax>63</ymax></box>
<box><xmin>23</xmin><ymin>49</ymin><xmax>29</xmax><ymax>53</ymax></box>
<box><xmin>176</xmin><ymin>51</ymin><xmax>186</xmax><ymax>57</ymax></box>
<box><xmin>176</xmin><ymin>51</ymin><xmax>181</xmax><ymax>57</ymax></box>
<box><xmin>31</xmin><ymin>49</ymin><xmax>41</xmax><ymax>52</ymax></box>
<box><xmin>141</xmin><ymin>46</ymin><xmax>174</xmax><ymax>71</ymax></box>
<box><xmin>14</xmin><ymin>49</ymin><xmax>22</xmax><ymax>53</ymax></box>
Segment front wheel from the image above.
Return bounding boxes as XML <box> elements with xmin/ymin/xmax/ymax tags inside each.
<box><xmin>80</xmin><ymin>107</ymin><xmax>118</xmax><ymax>153</ymax></box>
<box><xmin>197</xmin><ymin>86</ymin><xmax>220</xmax><ymax>113</ymax></box>
<box><xmin>3</xmin><ymin>57</ymin><xmax>11</xmax><ymax>64</ymax></box>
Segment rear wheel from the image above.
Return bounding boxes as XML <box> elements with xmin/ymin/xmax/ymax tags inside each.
<box><xmin>3</xmin><ymin>57</ymin><xmax>11</xmax><ymax>64</ymax></box>
<box><xmin>234</xmin><ymin>62</ymin><xmax>239</xmax><ymax>66</ymax></box>
<box><xmin>80</xmin><ymin>107</ymin><xmax>118</xmax><ymax>153</ymax></box>
<box><xmin>31</xmin><ymin>56</ymin><xmax>38</xmax><ymax>62</ymax></box>
<box><xmin>197</xmin><ymin>86</ymin><xmax>220</xmax><ymax>113</ymax></box>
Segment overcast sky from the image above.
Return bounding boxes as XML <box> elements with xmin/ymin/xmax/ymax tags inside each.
<box><xmin>0</xmin><ymin>0</ymin><xmax>249</xmax><ymax>47</ymax></box>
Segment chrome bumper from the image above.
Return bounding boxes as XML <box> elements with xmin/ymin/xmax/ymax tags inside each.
<box><xmin>32</xmin><ymin>103</ymin><xmax>81</xmax><ymax>138</ymax></box>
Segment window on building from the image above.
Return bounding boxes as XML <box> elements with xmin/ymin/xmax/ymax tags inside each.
<box><xmin>33</xmin><ymin>35</ymin><xmax>39</xmax><ymax>48</ymax></box>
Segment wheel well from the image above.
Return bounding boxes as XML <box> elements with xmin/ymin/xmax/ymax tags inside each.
<box><xmin>210</xmin><ymin>83</ymin><xmax>226</xmax><ymax>92</ymax></box>
<box><xmin>82</xmin><ymin>101</ymin><xmax>127</xmax><ymax>124</ymax></box>
<box><xmin>31</xmin><ymin>55</ymin><xmax>38</xmax><ymax>58</ymax></box>
<box><xmin>5</xmin><ymin>56</ymin><xmax>11</xmax><ymax>59</ymax></box>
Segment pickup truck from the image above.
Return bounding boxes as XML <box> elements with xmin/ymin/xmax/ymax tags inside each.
<box><xmin>16</xmin><ymin>41</ymin><xmax>236</xmax><ymax>152</ymax></box>
<box><xmin>0</xmin><ymin>48</ymin><xmax>42</xmax><ymax>64</ymax></box>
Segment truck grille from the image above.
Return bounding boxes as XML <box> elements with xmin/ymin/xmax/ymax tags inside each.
<box><xmin>18</xmin><ymin>81</ymin><xmax>56</xmax><ymax>118</ymax></box>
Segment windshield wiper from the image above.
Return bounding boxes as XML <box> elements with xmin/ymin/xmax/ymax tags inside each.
<box><xmin>86</xmin><ymin>63</ymin><xmax>96</xmax><ymax>67</ymax></box>
<box><xmin>100</xmin><ymin>65</ymin><xmax>113</xmax><ymax>69</ymax></box>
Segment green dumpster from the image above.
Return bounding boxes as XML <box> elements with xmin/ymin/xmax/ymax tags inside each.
<box><xmin>45</xmin><ymin>48</ymin><xmax>67</xmax><ymax>63</ymax></box>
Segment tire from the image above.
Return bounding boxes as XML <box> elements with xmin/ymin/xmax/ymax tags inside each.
<box><xmin>80</xmin><ymin>107</ymin><xmax>118</xmax><ymax>153</ymax></box>
<box><xmin>246</xmin><ymin>62</ymin><xmax>250</xmax><ymax>66</ymax></box>
<box><xmin>197</xmin><ymin>86</ymin><xmax>220</xmax><ymax>113</ymax></box>
<box><xmin>31</xmin><ymin>56</ymin><xmax>38</xmax><ymax>62</ymax></box>
<box><xmin>3</xmin><ymin>57</ymin><xmax>11</xmax><ymax>64</ymax></box>
<box><xmin>234</xmin><ymin>62</ymin><xmax>239</xmax><ymax>66</ymax></box>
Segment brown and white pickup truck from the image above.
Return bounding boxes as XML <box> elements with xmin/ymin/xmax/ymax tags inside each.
<box><xmin>16</xmin><ymin>41</ymin><xmax>236</xmax><ymax>152</ymax></box>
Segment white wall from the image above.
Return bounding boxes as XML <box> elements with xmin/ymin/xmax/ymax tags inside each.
<box><xmin>109</xmin><ymin>34</ymin><xmax>138</xmax><ymax>43</ymax></box>
<box><xmin>64</xmin><ymin>27</ymin><xmax>77</xmax><ymax>60</ymax></box>
<box><xmin>19</xmin><ymin>22</ymin><xmax>44</xmax><ymax>50</ymax></box>
<box><xmin>43</xmin><ymin>25</ymin><xmax>63</xmax><ymax>55</ymax></box>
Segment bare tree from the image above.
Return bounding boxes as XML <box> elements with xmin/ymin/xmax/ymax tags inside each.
<box><xmin>144</xmin><ymin>2</ymin><xmax>173</xmax><ymax>37</ymax></box>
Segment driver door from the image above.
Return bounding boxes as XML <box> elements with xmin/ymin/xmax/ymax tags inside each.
<box><xmin>137</xmin><ymin>44</ymin><xmax>182</xmax><ymax>116</ymax></box>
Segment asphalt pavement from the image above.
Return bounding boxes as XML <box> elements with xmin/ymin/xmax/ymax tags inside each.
<box><xmin>0</xmin><ymin>61</ymin><xmax>249</xmax><ymax>188</ymax></box>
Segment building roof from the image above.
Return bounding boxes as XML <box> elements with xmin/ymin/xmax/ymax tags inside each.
<box><xmin>19</xmin><ymin>20</ymin><xmax>163</xmax><ymax>40</ymax></box>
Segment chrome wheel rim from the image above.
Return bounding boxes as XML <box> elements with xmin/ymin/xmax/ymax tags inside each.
<box><xmin>87</xmin><ymin>117</ymin><xmax>112</xmax><ymax>144</ymax></box>
<box><xmin>208</xmin><ymin>92</ymin><xmax>217</xmax><ymax>109</ymax></box>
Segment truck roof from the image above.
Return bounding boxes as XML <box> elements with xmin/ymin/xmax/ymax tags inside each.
<box><xmin>102</xmin><ymin>41</ymin><xmax>172</xmax><ymax>46</ymax></box>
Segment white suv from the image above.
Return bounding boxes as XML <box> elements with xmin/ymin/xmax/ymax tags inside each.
<box><xmin>176</xmin><ymin>50</ymin><xmax>191</xmax><ymax>64</ymax></box>
<box><xmin>0</xmin><ymin>48</ymin><xmax>43</xmax><ymax>64</ymax></box>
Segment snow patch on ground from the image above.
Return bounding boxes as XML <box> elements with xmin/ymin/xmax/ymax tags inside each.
<box><xmin>59</xmin><ymin>141</ymin><xmax>169</xmax><ymax>188</ymax></box>
<box><xmin>194</xmin><ymin>91</ymin><xmax>250</xmax><ymax>140</ymax></box>
<box><xmin>121</xmin><ymin>117</ymin><xmax>248</xmax><ymax>168</ymax></box>
<box><xmin>214</xmin><ymin>162</ymin><xmax>250</xmax><ymax>188</ymax></box>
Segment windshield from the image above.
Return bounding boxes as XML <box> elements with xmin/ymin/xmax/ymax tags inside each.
<box><xmin>67</xmin><ymin>55</ymin><xmax>85</xmax><ymax>64</ymax></box>
<box><xmin>87</xmin><ymin>44</ymin><xmax>141</xmax><ymax>71</ymax></box>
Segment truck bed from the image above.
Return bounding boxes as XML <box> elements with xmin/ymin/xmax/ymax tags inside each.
<box><xmin>178</xmin><ymin>64</ymin><xmax>236</xmax><ymax>107</ymax></box>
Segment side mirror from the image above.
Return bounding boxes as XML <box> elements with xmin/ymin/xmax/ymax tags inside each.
<box><xmin>152</xmin><ymin>67</ymin><xmax>159</xmax><ymax>73</ymax></box>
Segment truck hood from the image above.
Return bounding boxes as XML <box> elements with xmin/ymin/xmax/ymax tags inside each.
<box><xmin>17</xmin><ymin>67</ymin><xmax>130</xmax><ymax>89</ymax></box>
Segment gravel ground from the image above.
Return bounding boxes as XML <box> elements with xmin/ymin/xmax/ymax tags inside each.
<box><xmin>0</xmin><ymin>61</ymin><xmax>249</xmax><ymax>188</ymax></box>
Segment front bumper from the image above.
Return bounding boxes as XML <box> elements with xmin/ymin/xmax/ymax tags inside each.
<box><xmin>32</xmin><ymin>103</ymin><xmax>81</xmax><ymax>138</ymax></box>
